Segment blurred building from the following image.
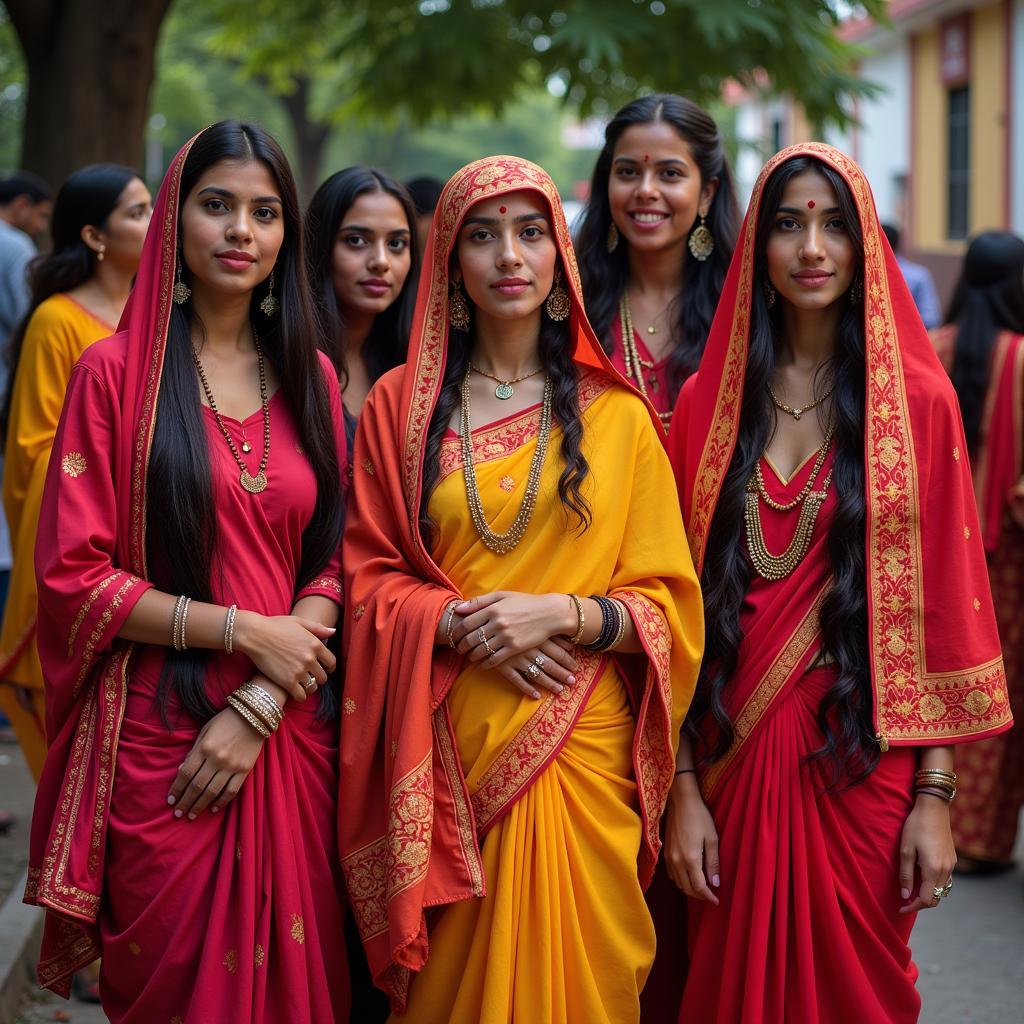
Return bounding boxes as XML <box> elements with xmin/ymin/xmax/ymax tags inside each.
<box><xmin>727</xmin><ymin>0</ymin><xmax>1024</xmax><ymax>305</ymax></box>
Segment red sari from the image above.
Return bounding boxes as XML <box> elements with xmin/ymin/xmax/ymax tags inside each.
<box><xmin>667</xmin><ymin>143</ymin><xmax>1011</xmax><ymax>1023</ymax></box>
<box><xmin>607</xmin><ymin>317</ymin><xmax>675</xmax><ymax>430</ymax></box>
<box><xmin>23</xmin><ymin>132</ymin><xmax>350</xmax><ymax>1022</ymax></box>
<box><xmin>934</xmin><ymin>327</ymin><xmax>1024</xmax><ymax>863</ymax></box>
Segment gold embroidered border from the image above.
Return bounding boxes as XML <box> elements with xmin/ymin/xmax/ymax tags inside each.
<box><xmin>616</xmin><ymin>591</ymin><xmax>675</xmax><ymax>854</ymax></box>
<box><xmin>72</xmin><ymin>576</ymin><xmax>140</xmax><ymax>696</ymax></box>
<box><xmin>471</xmin><ymin>650</ymin><xmax>602</xmax><ymax>833</ymax></box>
<box><xmin>304</xmin><ymin>575</ymin><xmax>343</xmax><ymax>595</ymax></box>
<box><xmin>36</xmin><ymin>918</ymin><xmax>98</xmax><ymax>992</ymax></box>
<box><xmin>702</xmin><ymin>587</ymin><xmax>827</xmax><ymax>799</ymax></box>
<box><xmin>433</xmin><ymin>705</ymin><xmax>485</xmax><ymax>897</ymax></box>
<box><xmin>67</xmin><ymin>571</ymin><xmax>122</xmax><ymax>656</ymax></box>
<box><xmin>342</xmin><ymin>751</ymin><xmax>435</xmax><ymax>943</ymax></box>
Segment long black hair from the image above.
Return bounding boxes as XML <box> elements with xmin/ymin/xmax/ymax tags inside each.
<box><xmin>147</xmin><ymin>121</ymin><xmax>342</xmax><ymax>723</ymax></box>
<box><xmin>0</xmin><ymin>163</ymin><xmax>139</xmax><ymax>444</ymax></box>
<box><xmin>693</xmin><ymin>155</ymin><xmax>877</xmax><ymax>787</ymax></box>
<box><xmin>305</xmin><ymin>167</ymin><xmax>419</xmax><ymax>390</ymax></box>
<box><xmin>418</xmin><ymin>269</ymin><xmax>590</xmax><ymax>549</ymax></box>
<box><xmin>575</xmin><ymin>94</ymin><xmax>739</xmax><ymax>403</ymax></box>
<box><xmin>944</xmin><ymin>231</ymin><xmax>1024</xmax><ymax>455</ymax></box>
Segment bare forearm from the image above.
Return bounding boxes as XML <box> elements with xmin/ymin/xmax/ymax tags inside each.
<box><xmin>117</xmin><ymin>588</ymin><xmax>234</xmax><ymax>650</ymax></box>
<box><xmin>292</xmin><ymin>595</ymin><xmax>339</xmax><ymax>630</ymax></box>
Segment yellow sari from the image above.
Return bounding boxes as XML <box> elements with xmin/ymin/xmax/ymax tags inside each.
<box><xmin>391</xmin><ymin>378</ymin><xmax>702</xmax><ymax>1023</ymax></box>
<box><xmin>0</xmin><ymin>292</ymin><xmax>114</xmax><ymax>779</ymax></box>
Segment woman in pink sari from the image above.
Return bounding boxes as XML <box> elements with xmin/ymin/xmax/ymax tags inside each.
<box><xmin>24</xmin><ymin>121</ymin><xmax>350</xmax><ymax>1022</ymax></box>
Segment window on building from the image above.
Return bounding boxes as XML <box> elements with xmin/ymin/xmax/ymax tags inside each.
<box><xmin>770</xmin><ymin>118</ymin><xmax>784</xmax><ymax>155</ymax></box>
<box><xmin>947</xmin><ymin>86</ymin><xmax>970</xmax><ymax>240</ymax></box>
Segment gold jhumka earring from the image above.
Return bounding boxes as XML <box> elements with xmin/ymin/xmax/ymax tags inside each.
<box><xmin>606</xmin><ymin>222</ymin><xmax>619</xmax><ymax>253</ymax></box>
<box><xmin>545</xmin><ymin>271</ymin><xmax>570</xmax><ymax>321</ymax></box>
<box><xmin>449</xmin><ymin>281</ymin><xmax>471</xmax><ymax>331</ymax></box>
<box><xmin>687</xmin><ymin>211</ymin><xmax>714</xmax><ymax>261</ymax></box>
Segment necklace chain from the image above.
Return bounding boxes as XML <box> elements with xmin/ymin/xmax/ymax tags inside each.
<box><xmin>768</xmin><ymin>378</ymin><xmax>836</xmax><ymax>421</ymax></box>
<box><xmin>469</xmin><ymin>363</ymin><xmax>544</xmax><ymax>400</ymax></box>
<box><xmin>745</xmin><ymin>427</ymin><xmax>834</xmax><ymax>580</ymax></box>
<box><xmin>193</xmin><ymin>334</ymin><xmax>271</xmax><ymax>494</ymax></box>
<box><xmin>618</xmin><ymin>294</ymin><xmax>671</xmax><ymax>432</ymax></box>
<box><xmin>460</xmin><ymin>367</ymin><xmax>552</xmax><ymax>554</ymax></box>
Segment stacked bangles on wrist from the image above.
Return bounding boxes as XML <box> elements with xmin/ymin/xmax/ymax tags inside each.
<box><xmin>572</xmin><ymin>593</ymin><xmax>628</xmax><ymax>652</ymax></box>
<box><xmin>227</xmin><ymin>681</ymin><xmax>283</xmax><ymax>739</ymax></box>
<box><xmin>914</xmin><ymin>767</ymin><xmax>957</xmax><ymax>802</ymax></box>
<box><xmin>171</xmin><ymin>595</ymin><xmax>192</xmax><ymax>651</ymax></box>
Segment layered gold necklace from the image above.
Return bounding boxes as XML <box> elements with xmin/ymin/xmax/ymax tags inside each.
<box><xmin>618</xmin><ymin>293</ymin><xmax>672</xmax><ymax>431</ymax></box>
<box><xmin>460</xmin><ymin>367</ymin><xmax>552</xmax><ymax>554</ymax></box>
<box><xmin>745</xmin><ymin>424</ymin><xmax>834</xmax><ymax>580</ymax></box>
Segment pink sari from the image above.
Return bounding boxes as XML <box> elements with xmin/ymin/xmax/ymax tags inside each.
<box><xmin>24</xmin><ymin>131</ymin><xmax>350</xmax><ymax>1022</ymax></box>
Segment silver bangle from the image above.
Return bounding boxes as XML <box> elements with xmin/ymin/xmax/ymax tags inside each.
<box><xmin>224</xmin><ymin>604</ymin><xmax>238</xmax><ymax>654</ymax></box>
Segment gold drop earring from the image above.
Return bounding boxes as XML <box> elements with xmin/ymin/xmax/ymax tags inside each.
<box><xmin>260</xmin><ymin>269</ymin><xmax>280</xmax><ymax>317</ymax></box>
<box><xmin>173</xmin><ymin>254</ymin><xmax>191</xmax><ymax>305</ymax></box>
<box><xmin>449</xmin><ymin>280</ymin><xmax>471</xmax><ymax>331</ymax></box>
<box><xmin>764</xmin><ymin>282</ymin><xmax>776</xmax><ymax>309</ymax></box>
<box><xmin>687</xmin><ymin>211</ymin><xmax>714</xmax><ymax>261</ymax></box>
<box><xmin>545</xmin><ymin>270</ymin><xmax>570</xmax><ymax>322</ymax></box>
<box><xmin>606</xmin><ymin>221</ymin><xmax>620</xmax><ymax>253</ymax></box>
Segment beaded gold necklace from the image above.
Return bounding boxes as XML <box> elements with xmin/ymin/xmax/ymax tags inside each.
<box><xmin>617</xmin><ymin>294</ymin><xmax>672</xmax><ymax>432</ymax></box>
<box><xmin>460</xmin><ymin>368</ymin><xmax>553</xmax><ymax>554</ymax></box>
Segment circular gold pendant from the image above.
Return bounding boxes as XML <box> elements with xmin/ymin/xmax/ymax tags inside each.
<box><xmin>240</xmin><ymin>470</ymin><xmax>268</xmax><ymax>493</ymax></box>
<box><xmin>241</xmin><ymin>440</ymin><xmax>252</xmax><ymax>453</ymax></box>
<box><xmin>647</xmin><ymin>325</ymin><xmax>656</xmax><ymax>334</ymax></box>
<box><xmin>494</xmin><ymin>382</ymin><xmax>513</xmax><ymax>400</ymax></box>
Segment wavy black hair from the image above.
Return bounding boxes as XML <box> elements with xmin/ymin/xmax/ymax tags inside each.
<box><xmin>575</xmin><ymin>94</ymin><xmax>739</xmax><ymax>404</ymax></box>
<box><xmin>418</xmin><ymin>270</ymin><xmax>589</xmax><ymax>549</ymax></box>
<box><xmin>692</xmin><ymin>155</ymin><xmax>877</xmax><ymax>788</ymax></box>
<box><xmin>0</xmin><ymin>163</ymin><xmax>139</xmax><ymax>445</ymax></box>
<box><xmin>147</xmin><ymin>121</ymin><xmax>342</xmax><ymax>724</ymax></box>
<box><xmin>305</xmin><ymin>166</ymin><xmax>419</xmax><ymax>391</ymax></box>
<box><xmin>944</xmin><ymin>231</ymin><xmax>1024</xmax><ymax>455</ymax></box>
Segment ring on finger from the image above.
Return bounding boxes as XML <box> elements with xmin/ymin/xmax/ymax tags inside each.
<box><xmin>304</xmin><ymin>674</ymin><xmax>317</xmax><ymax>693</ymax></box>
<box><xmin>931</xmin><ymin>885</ymin><xmax>947</xmax><ymax>901</ymax></box>
<box><xmin>526</xmin><ymin>663</ymin><xmax>540</xmax><ymax>679</ymax></box>
<box><xmin>534</xmin><ymin>654</ymin><xmax>546</xmax><ymax>668</ymax></box>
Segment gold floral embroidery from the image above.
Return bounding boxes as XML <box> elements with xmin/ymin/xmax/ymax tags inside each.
<box><xmin>254</xmin><ymin>944</ymin><xmax>265</xmax><ymax>968</ymax></box>
<box><xmin>964</xmin><ymin>525</ymin><xmax>971</xmax><ymax>539</ymax></box>
<box><xmin>223</xmin><ymin>949</ymin><xmax>238</xmax><ymax>973</ymax></box>
<box><xmin>363</xmin><ymin>458</ymin><xmax>375</xmax><ymax>475</ymax></box>
<box><xmin>953</xmin><ymin>446</ymin><xmax>961</xmax><ymax>460</ymax></box>
<box><xmin>973</xmin><ymin>597</ymin><xmax>981</xmax><ymax>611</ymax></box>
<box><xmin>128</xmin><ymin>941</ymin><xmax>141</xmax><ymax>955</ymax></box>
<box><xmin>965</xmin><ymin>690</ymin><xmax>993</xmax><ymax>716</ymax></box>
<box><xmin>61</xmin><ymin>451</ymin><xmax>87</xmax><ymax>477</ymax></box>
<box><xmin>918</xmin><ymin>694</ymin><xmax>946</xmax><ymax>722</ymax></box>
<box><xmin>499</xmin><ymin>475</ymin><xmax>515</xmax><ymax>492</ymax></box>
<box><xmin>290</xmin><ymin>913</ymin><xmax>305</xmax><ymax>944</ymax></box>
<box><xmin>353</xmin><ymin>603</ymin><xmax>366</xmax><ymax>620</ymax></box>
<box><xmin>343</xmin><ymin>697</ymin><xmax>357</xmax><ymax>715</ymax></box>
<box><xmin>306</xmin><ymin>576</ymin><xmax>342</xmax><ymax>595</ymax></box>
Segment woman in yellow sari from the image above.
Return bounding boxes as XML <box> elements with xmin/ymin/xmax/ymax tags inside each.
<box><xmin>340</xmin><ymin>156</ymin><xmax>703</xmax><ymax>1023</ymax></box>
<box><xmin>0</xmin><ymin>164</ymin><xmax>151</xmax><ymax>780</ymax></box>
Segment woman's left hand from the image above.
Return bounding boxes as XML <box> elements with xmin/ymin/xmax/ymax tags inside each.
<box><xmin>452</xmin><ymin>591</ymin><xmax>572</xmax><ymax>666</ymax></box>
<box><xmin>897</xmin><ymin>794</ymin><xmax>957</xmax><ymax>913</ymax></box>
<box><xmin>167</xmin><ymin>707</ymin><xmax>266</xmax><ymax>821</ymax></box>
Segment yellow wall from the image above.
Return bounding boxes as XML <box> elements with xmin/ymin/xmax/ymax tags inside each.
<box><xmin>911</xmin><ymin>1</ymin><xmax>1008</xmax><ymax>251</ymax></box>
<box><xmin>970</xmin><ymin>2</ymin><xmax>1007</xmax><ymax>232</ymax></box>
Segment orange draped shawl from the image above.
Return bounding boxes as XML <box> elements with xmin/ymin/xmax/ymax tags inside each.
<box><xmin>669</xmin><ymin>142</ymin><xmax>1010</xmax><ymax>755</ymax></box>
<box><xmin>340</xmin><ymin>156</ymin><xmax>694</xmax><ymax>1010</ymax></box>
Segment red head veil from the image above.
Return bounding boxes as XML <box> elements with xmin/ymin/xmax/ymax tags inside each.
<box><xmin>670</xmin><ymin>142</ymin><xmax>1010</xmax><ymax>748</ymax></box>
<box><xmin>24</xmin><ymin>130</ymin><xmax>213</xmax><ymax>992</ymax></box>
<box><xmin>340</xmin><ymin>156</ymin><xmax>660</xmax><ymax>1009</ymax></box>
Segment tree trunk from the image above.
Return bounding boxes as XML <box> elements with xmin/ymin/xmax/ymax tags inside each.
<box><xmin>7</xmin><ymin>0</ymin><xmax>173</xmax><ymax>189</ymax></box>
<box><xmin>279</xmin><ymin>76</ymin><xmax>331</xmax><ymax>201</ymax></box>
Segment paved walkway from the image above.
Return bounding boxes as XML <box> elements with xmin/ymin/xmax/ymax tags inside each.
<box><xmin>3</xmin><ymin>739</ymin><xmax>1022</xmax><ymax>1023</ymax></box>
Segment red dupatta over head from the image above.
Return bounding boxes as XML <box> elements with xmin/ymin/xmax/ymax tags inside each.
<box><xmin>671</xmin><ymin>142</ymin><xmax>1009</xmax><ymax>748</ymax></box>
<box><xmin>24</xmin><ymin>133</ymin><xmax>205</xmax><ymax>992</ymax></box>
<box><xmin>340</xmin><ymin>156</ymin><xmax>670</xmax><ymax>1010</ymax></box>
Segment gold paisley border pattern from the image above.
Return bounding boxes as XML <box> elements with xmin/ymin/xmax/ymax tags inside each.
<box><xmin>437</xmin><ymin>371</ymin><xmax>610</xmax><ymax>482</ymax></box>
<box><xmin>342</xmin><ymin>751</ymin><xmax>434</xmax><ymax>943</ymax></box>
<box><xmin>35</xmin><ymin>918</ymin><xmax>98</xmax><ymax>995</ymax></box>
<box><xmin>71</xmin><ymin>576</ymin><xmax>141</xmax><ymax>697</ymax></box>
<box><xmin>701</xmin><ymin>587</ymin><xmax>827</xmax><ymax>800</ymax></box>
<box><xmin>302</xmin><ymin>575</ymin><xmax>343</xmax><ymax>596</ymax></box>
<box><xmin>615</xmin><ymin>591</ymin><xmax>675</xmax><ymax>861</ymax></box>
<box><xmin>471</xmin><ymin>649</ymin><xmax>603</xmax><ymax>834</ymax></box>
<box><xmin>67</xmin><ymin>571</ymin><xmax>123</xmax><ymax>656</ymax></box>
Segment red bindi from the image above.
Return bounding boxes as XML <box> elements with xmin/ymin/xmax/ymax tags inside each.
<box><xmin>807</xmin><ymin>200</ymin><xmax>816</xmax><ymax>209</ymax></box>
<box><xmin>643</xmin><ymin>154</ymin><xmax>650</xmax><ymax>163</ymax></box>
<box><xmin>499</xmin><ymin>205</ymin><xmax>507</xmax><ymax>214</ymax></box>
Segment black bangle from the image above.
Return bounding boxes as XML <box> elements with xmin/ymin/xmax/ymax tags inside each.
<box><xmin>583</xmin><ymin>594</ymin><xmax>618</xmax><ymax>651</ymax></box>
<box><xmin>674</xmin><ymin>768</ymin><xmax>697</xmax><ymax>776</ymax></box>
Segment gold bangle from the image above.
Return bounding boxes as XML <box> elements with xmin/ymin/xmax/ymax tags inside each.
<box><xmin>224</xmin><ymin>604</ymin><xmax>238</xmax><ymax>654</ymax></box>
<box><xmin>179</xmin><ymin>597</ymin><xmax>192</xmax><ymax>651</ymax></box>
<box><xmin>915</xmin><ymin>769</ymin><xmax>957</xmax><ymax>782</ymax></box>
<box><xmin>568</xmin><ymin>593</ymin><xmax>585</xmax><ymax>645</ymax></box>
<box><xmin>227</xmin><ymin>695</ymin><xmax>271</xmax><ymax>738</ymax></box>
<box><xmin>235</xmin><ymin>682</ymin><xmax>282</xmax><ymax>731</ymax></box>
<box><xmin>171</xmin><ymin>594</ymin><xmax>186</xmax><ymax>651</ymax></box>
<box><xmin>443</xmin><ymin>600</ymin><xmax>459</xmax><ymax>649</ymax></box>
<box><xmin>915</xmin><ymin>785</ymin><xmax>955</xmax><ymax>803</ymax></box>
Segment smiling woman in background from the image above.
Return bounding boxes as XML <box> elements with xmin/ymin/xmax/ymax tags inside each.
<box><xmin>305</xmin><ymin>167</ymin><xmax>419</xmax><ymax>459</ymax></box>
<box><xmin>0</xmin><ymin>163</ymin><xmax>151</xmax><ymax>785</ymax></box>
<box><xmin>575</xmin><ymin>94</ymin><xmax>738</xmax><ymax>433</ymax></box>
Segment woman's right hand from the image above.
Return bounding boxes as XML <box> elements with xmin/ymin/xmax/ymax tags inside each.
<box><xmin>232</xmin><ymin>611</ymin><xmax>336</xmax><ymax>702</ymax></box>
<box><xmin>664</xmin><ymin>774</ymin><xmax>720</xmax><ymax>904</ymax></box>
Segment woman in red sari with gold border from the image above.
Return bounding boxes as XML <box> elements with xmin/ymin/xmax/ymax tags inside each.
<box><xmin>665</xmin><ymin>144</ymin><xmax>1011</xmax><ymax>1023</ymax></box>
<box><xmin>340</xmin><ymin>155</ymin><xmax>703</xmax><ymax>1023</ymax></box>
<box><xmin>932</xmin><ymin>231</ymin><xmax>1024</xmax><ymax>872</ymax></box>
<box><xmin>24</xmin><ymin>122</ymin><xmax>350</xmax><ymax>1022</ymax></box>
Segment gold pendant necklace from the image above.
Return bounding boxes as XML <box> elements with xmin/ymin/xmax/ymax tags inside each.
<box><xmin>460</xmin><ymin>367</ymin><xmax>552</xmax><ymax>553</ymax></box>
<box><xmin>768</xmin><ymin>379</ymin><xmax>836</xmax><ymax>421</ymax></box>
<box><xmin>470</xmin><ymin>363</ymin><xmax>544</xmax><ymax>400</ymax></box>
<box><xmin>619</xmin><ymin>294</ymin><xmax>670</xmax><ymax>431</ymax></box>
<box><xmin>193</xmin><ymin>333</ymin><xmax>271</xmax><ymax>494</ymax></box>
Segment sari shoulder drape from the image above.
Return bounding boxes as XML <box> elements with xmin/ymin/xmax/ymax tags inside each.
<box><xmin>670</xmin><ymin>141</ymin><xmax>1010</xmax><ymax>753</ymax></box>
